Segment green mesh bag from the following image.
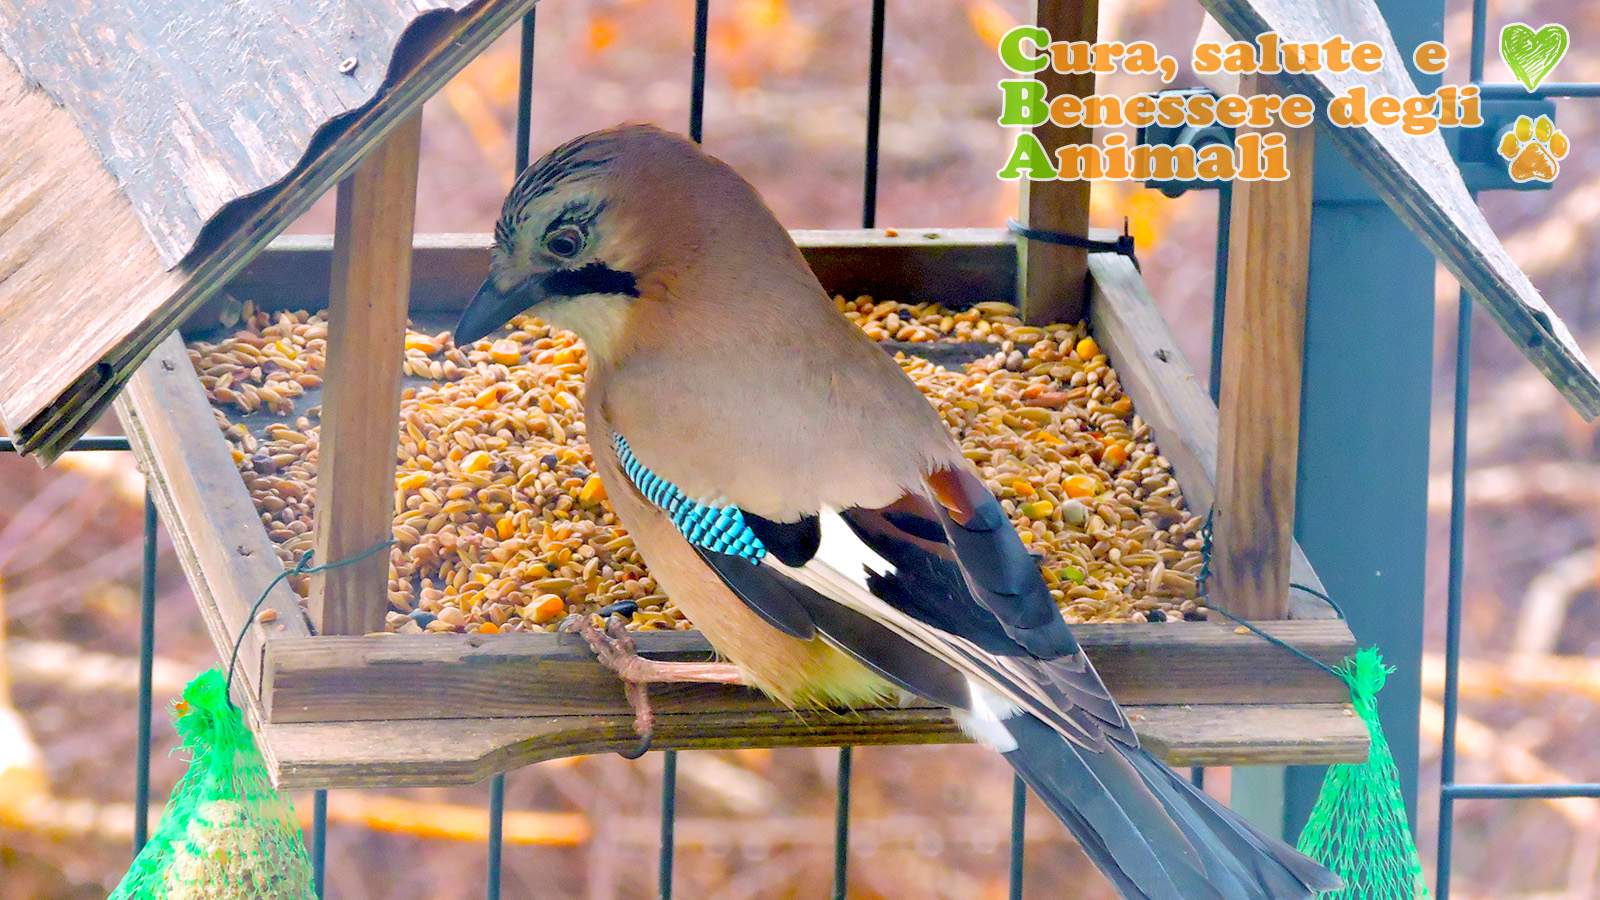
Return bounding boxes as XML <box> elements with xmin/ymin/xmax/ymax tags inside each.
<box><xmin>111</xmin><ymin>669</ymin><xmax>315</xmax><ymax>899</ymax></box>
<box><xmin>1295</xmin><ymin>648</ymin><xmax>1428</xmax><ymax>899</ymax></box>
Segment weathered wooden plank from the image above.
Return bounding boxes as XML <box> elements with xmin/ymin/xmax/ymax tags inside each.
<box><xmin>311</xmin><ymin>115</ymin><xmax>421</xmax><ymax>636</ymax></box>
<box><xmin>0</xmin><ymin>0</ymin><xmax>470</xmax><ymax>265</ymax></box>
<box><xmin>1212</xmin><ymin>78</ymin><xmax>1314</xmax><ymax>621</ymax></box>
<box><xmin>5</xmin><ymin>0</ymin><xmax>540</xmax><ymax>461</ymax></box>
<box><xmin>1016</xmin><ymin>0</ymin><xmax>1096</xmax><ymax>325</ymax></box>
<box><xmin>263</xmin><ymin>620</ymin><xmax>1352</xmax><ymax>723</ymax></box>
<box><xmin>1129</xmin><ymin>703</ymin><xmax>1366</xmax><ymax>767</ymax></box>
<box><xmin>1200</xmin><ymin>0</ymin><xmax>1600</xmax><ymax>420</ymax></box>
<box><xmin>114</xmin><ymin>333</ymin><xmax>313</xmax><ymax>707</ymax></box>
<box><xmin>0</xmin><ymin>57</ymin><xmax>185</xmax><ymax>458</ymax></box>
<box><xmin>1088</xmin><ymin>252</ymin><xmax>1331</xmax><ymax>618</ymax></box>
<box><xmin>260</xmin><ymin>702</ymin><xmax>1364</xmax><ymax>790</ymax></box>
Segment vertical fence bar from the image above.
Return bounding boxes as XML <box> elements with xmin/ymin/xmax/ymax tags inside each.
<box><xmin>832</xmin><ymin>746</ymin><xmax>853</xmax><ymax>900</ymax></box>
<box><xmin>1435</xmin><ymin>284</ymin><xmax>1472</xmax><ymax>900</ymax></box>
<box><xmin>688</xmin><ymin>0</ymin><xmax>709</xmax><ymax>144</ymax></box>
<box><xmin>485</xmin><ymin>17</ymin><xmax>535</xmax><ymax>898</ymax></box>
<box><xmin>312</xmin><ymin>789</ymin><xmax>329</xmax><ymax>897</ymax></box>
<box><xmin>1437</xmin><ymin>5</ymin><xmax>1488</xmax><ymax>894</ymax></box>
<box><xmin>832</xmin><ymin>6</ymin><xmax>887</xmax><ymax>895</ymax></box>
<box><xmin>515</xmin><ymin>9</ymin><xmax>536</xmax><ymax>174</ymax></box>
<box><xmin>653</xmin><ymin>7</ymin><xmax>709</xmax><ymax>894</ymax></box>
<box><xmin>1208</xmin><ymin>182</ymin><xmax>1232</xmax><ymax>404</ymax></box>
<box><xmin>487</xmin><ymin>774</ymin><xmax>506</xmax><ymax>899</ymax></box>
<box><xmin>1008</xmin><ymin>775</ymin><xmax>1027</xmax><ymax>900</ymax></box>
<box><xmin>660</xmin><ymin>750</ymin><xmax>678</xmax><ymax>899</ymax></box>
<box><xmin>861</xmin><ymin>0</ymin><xmax>885</xmax><ymax>229</ymax></box>
<box><xmin>133</xmin><ymin>488</ymin><xmax>157</xmax><ymax>854</ymax></box>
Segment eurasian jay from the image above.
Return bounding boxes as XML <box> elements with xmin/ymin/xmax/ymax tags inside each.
<box><xmin>454</xmin><ymin>124</ymin><xmax>1338</xmax><ymax>899</ymax></box>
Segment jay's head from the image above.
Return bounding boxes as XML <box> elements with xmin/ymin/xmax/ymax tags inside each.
<box><xmin>455</xmin><ymin>123</ymin><xmax>793</xmax><ymax>359</ymax></box>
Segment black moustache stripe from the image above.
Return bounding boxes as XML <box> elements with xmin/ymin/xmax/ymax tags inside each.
<box><xmin>543</xmin><ymin>263</ymin><xmax>639</xmax><ymax>299</ymax></box>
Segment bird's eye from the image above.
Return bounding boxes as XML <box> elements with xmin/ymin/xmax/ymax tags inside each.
<box><xmin>544</xmin><ymin>226</ymin><xmax>584</xmax><ymax>258</ymax></box>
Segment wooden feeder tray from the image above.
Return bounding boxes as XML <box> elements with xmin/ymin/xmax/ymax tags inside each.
<box><xmin>118</xmin><ymin>230</ymin><xmax>1365</xmax><ymax>790</ymax></box>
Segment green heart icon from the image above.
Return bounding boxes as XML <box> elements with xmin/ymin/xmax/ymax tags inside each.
<box><xmin>1500</xmin><ymin>23</ymin><xmax>1569</xmax><ymax>92</ymax></box>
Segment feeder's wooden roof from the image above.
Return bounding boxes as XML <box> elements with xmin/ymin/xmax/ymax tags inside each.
<box><xmin>1</xmin><ymin>0</ymin><xmax>1598</xmax><ymax>462</ymax></box>
<box><xmin>0</xmin><ymin>0</ymin><xmax>536</xmax><ymax>461</ymax></box>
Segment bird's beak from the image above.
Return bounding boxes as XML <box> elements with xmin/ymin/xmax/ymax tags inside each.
<box><xmin>454</xmin><ymin>275</ymin><xmax>546</xmax><ymax>344</ymax></box>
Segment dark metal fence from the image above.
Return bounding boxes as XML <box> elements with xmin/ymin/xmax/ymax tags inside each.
<box><xmin>1432</xmin><ymin>2</ymin><xmax>1600</xmax><ymax>897</ymax></box>
<box><xmin>10</xmin><ymin>0</ymin><xmax>1594</xmax><ymax>896</ymax></box>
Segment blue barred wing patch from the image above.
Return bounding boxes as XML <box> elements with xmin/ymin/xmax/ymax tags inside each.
<box><xmin>612</xmin><ymin>433</ymin><xmax>767</xmax><ymax>562</ymax></box>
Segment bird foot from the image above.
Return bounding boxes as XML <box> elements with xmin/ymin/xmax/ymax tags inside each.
<box><xmin>562</xmin><ymin>613</ymin><xmax>746</xmax><ymax>758</ymax></box>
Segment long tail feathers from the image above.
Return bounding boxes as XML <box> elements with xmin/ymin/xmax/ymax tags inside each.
<box><xmin>1001</xmin><ymin>714</ymin><xmax>1340</xmax><ymax>899</ymax></box>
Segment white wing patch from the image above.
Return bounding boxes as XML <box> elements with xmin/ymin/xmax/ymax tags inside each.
<box><xmin>954</xmin><ymin>680</ymin><xmax>1023</xmax><ymax>752</ymax></box>
<box><xmin>810</xmin><ymin>507</ymin><xmax>896</xmax><ymax>589</ymax></box>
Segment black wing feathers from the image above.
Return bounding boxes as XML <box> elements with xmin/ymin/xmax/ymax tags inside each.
<box><xmin>742</xmin><ymin>513</ymin><xmax>821</xmax><ymax>566</ymax></box>
<box><xmin>692</xmin><ymin>547</ymin><xmax>816</xmax><ymax>639</ymax></box>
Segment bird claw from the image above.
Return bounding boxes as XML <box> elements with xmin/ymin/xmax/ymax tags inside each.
<box><xmin>563</xmin><ymin>613</ymin><xmax>656</xmax><ymax>756</ymax></box>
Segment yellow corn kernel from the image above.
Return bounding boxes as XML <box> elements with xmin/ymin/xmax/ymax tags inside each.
<box><xmin>1064</xmin><ymin>474</ymin><xmax>1098</xmax><ymax>498</ymax></box>
<box><xmin>1020</xmin><ymin>500</ymin><xmax>1055</xmax><ymax>519</ymax></box>
<box><xmin>579</xmin><ymin>475</ymin><xmax>607</xmax><ymax>506</ymax></box>
<box><xmin>1074</xmin><ymin>336</ymin><xmax>1100</xmax><ymax>361</ymax></box>
<box><xmin>405</xmin><ymin>332</ymin><xmax>440</xmax><ymax>354</ymax></box>
<box><xmin>472</xmin><ymin>386</ymin><xmax>501</xmax><ymax>409</ymax></box>
<box><xmin>1008</xmin><ymin>479</ymin><xmax>1036</xmax><ymax>497</ymax></box>
<box><xmin>496</xmin><ymin>516</ymin><xmax>516</xmax><ymax>540</ymax></box>
<box><xmin>396</xmin><ymin>471</ymin><xmax>429</xmax><ymax>491</ymax></box>
<box><xmin>462</xmin><ymin>450</ymin><xmax>493</xmax><ymax>473</ymax></box>
<box><xmin>489</xmin><ymin>339</ymin><xmax>522</xmax><ymax>366</ymax></box>
<box><xmin>1102</xmin><ymin>442</ymin><xmax>1130</xmax><ymax>467</ymax></box>
<box><xmin>478</xmin><ymin>622</ymin><xmax>500</xmax><ymax>634</ymax></box>
<box><xmin>525</xmin><ymin>594</ymin><xmax>566</xmax><ymax>624</ymax></box>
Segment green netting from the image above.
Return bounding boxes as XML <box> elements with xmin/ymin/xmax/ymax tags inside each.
<box><xmin>1296</xmin><ymin>648</ymin><xmax>1428</xmax><ymax>899</ymax></box>
<box><xmin>111</xmin><ymin>669</ymin><xmax>315</xmax><ymax>900</ymax></box>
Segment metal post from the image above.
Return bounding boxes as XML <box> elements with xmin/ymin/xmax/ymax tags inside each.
<box><xmin>832</xmin><ymin>746</ymin><xmax>853</xmax><ymax>900</ymax></box>
<box><xmin>134</xmin><ymin>488</ymin><xmax>157</xmax><ymax>854</ymax></box>
<box><xmin>313</xmin><ymin>790</ymin><xmax>329</xmax><ymax>897</ymax></box>
<box><xmin>660</xmin><ymin>751</ymin><xmax>677</xmax><ymax>899</ymax></box>
<box><xmin>1008</xmin><ymin>775</ymin><xmax>1027</xmax><ymax>900</ymax></box>
<box><xmin>487</xmin><ymin>774</ymin><xmax>506</xmax><ymax>899</ymax></box>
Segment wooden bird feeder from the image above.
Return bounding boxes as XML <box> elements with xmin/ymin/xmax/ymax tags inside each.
<box><xmin>5</xmin><ymin>0</ymin><xmax>1598</xmax><ymax>790</ymax></box>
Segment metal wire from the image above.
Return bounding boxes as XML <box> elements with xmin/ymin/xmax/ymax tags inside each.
<box><xmin>312</xmin><ymin>789</ymin><xmax>329</xmax><ymax>897</ymax></box>
<box><xmin>1447</xmin><ymin>783</ymin><xmax>1600</xmax><ymax>800</ymax></box>
<box><xmin>0</xmin><ymin>435</ymin><xmax>130</xmax><ymax>453</ymax></box>
<box><xmin>134</xmin><ymin>488</ymin><xmax>157</xmax><ymax>854</ymax></box>
<box><xmin>832</xmin><ymin>746</ymin><xmax>853</xmax><ymax>900</ymax></box>
<box><xmin>1008</xmin><ymin>775</ymin><xmax>1027</xmax><ymax>900</ymax></box>
<box><xmin>487</xmin><ymin>774</ymin><xmax>506</xmax><ymax>899</ymax></box>
<box><xmin>660</xmin><ymin>750</ymin><xmax>678</xmax><ymax>899</ymax></box>
<box><xmin>688</xmin><ymin>0</ymin><xmax>709</xmax><ymax>144</ymax></box>
<box><xmin>1478</xmin><ymin>82</ymin><xmax>1600</xmax><ymax>99</ymax></box>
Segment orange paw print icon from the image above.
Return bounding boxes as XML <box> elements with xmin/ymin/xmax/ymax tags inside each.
<box><xmin>1498</xmin><ymin>114</ymin><xmax>1569</xmax><ymax>183</ymax></box>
